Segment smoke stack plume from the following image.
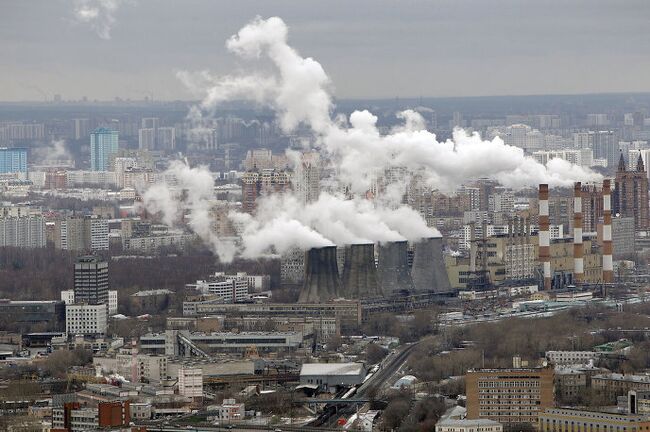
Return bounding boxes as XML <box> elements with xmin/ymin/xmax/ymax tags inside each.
<box><xmin>341</xmin><ymin>243</ymin><xmax>381</xmax><ymax>299</ymax></box>
<box><xmin>299</xmin><ymin>246</ymin><xmax>341</xmax><ymax>303</ymax></box>
<box><xmin>377</xmin><ymin>240</ymin><xmax>415</xmax><ymax>295</ymax></box>
<box><xmin>602</xmin><ymin>179</ymin><xmax>614</xmax><ymax>283</ymax></box>
<box><xmin>538</xmin><ymin>184</ymin><xmax>551</xmax><ymax>290</ymax></box>
<box><xmin>411</xmin><ymin>237</ymin><xmax>452</xmax><ymax>293</ymax></box>
<box><xmin>573</xmin><ymin>182</ymin><xmax>584</xmax><ymax>283</ymax></box>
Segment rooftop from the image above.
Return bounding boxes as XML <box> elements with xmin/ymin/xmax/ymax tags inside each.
<box><xmin>300</xmin><ymin>362</ymin><xmax>365</xmax><ymax>376</ymax></box>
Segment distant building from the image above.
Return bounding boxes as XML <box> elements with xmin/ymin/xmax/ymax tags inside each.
<box><xmin>0</xmin><ymin>147</ymin><xmax>27</xmax><ymax>176</ymax></box>
<box><xmin>186</xmin><ymin>273</ymin><xmax>249</xmax><ymax>303</ymax></box>
<box><xmin>209</xmin><ymin>398</ymin><xmax>245</xmax><ymax>422</ymax></box>
<box><xmin>0</xmin><ymin>207</ymin><xmax>45</xmax><ymax>248</ymax></box>
<box><xmin>0</xmin><ymin>300</ymin><xmax>65</xmax><ymax>330</ymax></box>
<box><xmin>614</xmin><ymin>153</ymin><xmax>649</xmax><ymax>229</ymax></box>
<box><xmin>157</xmin><ymin>127</ymin><xmax>176</xmax><ymax>151</ymax></box>
<box><xmin>465</xmin><ymin>367</ymin><xmax>554</xmax><ymax>426</ymax></box>
<box><xmin>241</xmin><ymin>168</ymin><xmax>291</xmax><ymax>213</ymax></box>
<box><xmin>138</xmin><ymin>128</ymin><xmax>156</xmax><ymax>151</ymax></box>
<box><xmin>90</xmin><ymin>128</ymin><xmax>119</xmax><ymax>171</ymax></box>
<box><xmin>54</xmin><ymin>216</ymin><xmax>109</xmax><ymax>251</ymax></box>
<box><xmin>592</xmin><ymin>373</ymin><xmax>650</xmax><ymax>402</ymax></box>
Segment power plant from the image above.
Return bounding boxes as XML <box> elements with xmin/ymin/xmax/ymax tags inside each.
<box><xmin>341</xmin><ymin>243</ymin><xmax>381</xmax><ymax>299</ymax></box>
<box><xmin>299</xmin><ymin>246</ymin><xmax>341</xmax><ymax>303</ymax></box>
<box><xmin>411</xmin><ymin>236</ymin><xmax>452</xmax><ymax>293</ymax></box>
<box><xmin>377</xmin><ymin>240</ymin><xmax>415</xmax><ymax>295</ymax></box>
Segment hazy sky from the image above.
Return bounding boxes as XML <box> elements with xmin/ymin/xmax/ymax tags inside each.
<box><xmin>2</xmin><ymin>0</ymin><xmax>650</xmax><ymax>101</ymax></box>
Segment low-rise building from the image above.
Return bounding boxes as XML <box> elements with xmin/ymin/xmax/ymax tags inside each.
<box><xmin>209</xmin><ymin>398</ymin><xmax>245</xmax><ymax>422</ymax></box>
<box><xmin>593</xmin><ymin>374</ymin><xmax>650</xmax><ymax>402</ymax></box>
<box><xmin>539</xmin><ymin>408</ymin><xmax>650</xmax><ymax>432</ymax></box>
<box><xmin>436</xmin><ymin>418</ymin><xmax>503</xmax><ymax>432</ymax></box>
<box><xmin>178</xmin><ymin>366</ymin><xmax>203</xmax><ymax>399</ymax></box>
<box><xmin>300</xmin><ymin>362</ymin><xmax>367</xmax><ymax>392</ymax></box>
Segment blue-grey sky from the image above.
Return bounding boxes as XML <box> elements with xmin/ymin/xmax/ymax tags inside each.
<box><xmin>2</xmin><ymin>0</ymin><xmax>650</xmax><ymax>101</ymax></box>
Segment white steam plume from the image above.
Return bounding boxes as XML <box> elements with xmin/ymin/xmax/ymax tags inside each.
<box><xmin>140</xmin><ymin>161</ymin><xmax>237</xmax><ymax>262</ymax></box>
<box><xmin>72</xmin><ymin>0</ymin><xmax>126</xmax><ymax>40</ymax></box>
<box><xmin>34</xmin><ymin>139</ymin><xmax>73</xmax><ymax>164</ymax></box>
<box><xmin>146</xmin><ymin>16</ymin><xmax>602</xmax><ymax>261</ymax></box>
<box><xmin>180</xmin><ymin>16</ymin><xmax>601</xmax><ymax>194</ymax></box>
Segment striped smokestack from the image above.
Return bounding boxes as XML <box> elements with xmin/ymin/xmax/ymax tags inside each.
<box><xmin>539</xmin><ymin>184</ymin><xmax>551</xmax><ymax>290</ymax></box>
<box><xmin>602</xmin><ymin>179</ymin><xmax>614</xmax><ymax>283</ymax></box>
<box><xmin>573</xmin><ymin>182</ymin><xmax>584</xmax><ymax>283</ymax></box>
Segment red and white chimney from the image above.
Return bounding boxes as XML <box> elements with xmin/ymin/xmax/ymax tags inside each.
<box><xmin>539</xmin><ymin>184</ymin><xmax>551</xmax><ymax>290</ymax></box>
<box><xmin>573</xmin><ymin>182</ymin><xmax>584</xmax><ymax>283</ymax></box>
<box><xmin>602</xmin><ymin>179</ymin><xmax>614</xmax><ymax>283</ymax></box>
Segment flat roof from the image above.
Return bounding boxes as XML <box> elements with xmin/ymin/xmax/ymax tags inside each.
<box><xmin>300</xmin><ymin>362</ymin><xmax>365</xmax><ymax>376</ymax></box>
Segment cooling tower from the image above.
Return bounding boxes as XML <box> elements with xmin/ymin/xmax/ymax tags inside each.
<box><xmin>377</xmin><ymin>240</ymin><xmax>415</xmax><ymax>295</ymax></box>
<box><xmin>298</xmin><ymin>246</ymin><xmax>342</xmax><ymax>303</ymax></box>
<box><xmin>341</xmin><ymin>243</ymin><xmax>381</xmax><ymax>299</ymax></box>
<box><xmin>411</xmin><ymin>237</ymin><xmax>452</xmax><ymax>293</ymax></box>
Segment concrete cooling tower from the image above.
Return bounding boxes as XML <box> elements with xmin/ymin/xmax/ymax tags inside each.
<box><xmin>411</xmin><ymin>237</ymin><xmax>452</xmax><ymax>293</ymax></box>
<box><xmin>377</xmin><ymin>240</ymin><xmax>415</xmax><ymax>295</ymax></box>
<box><xmin>341</xmin><ymin>243</ymin><xmax>382</xmax><ymax>299</ymax></box>
<box><xmin>298</xmin><ymin>246</ymin><xmax>341</xmax><ymax>303</ymax></box>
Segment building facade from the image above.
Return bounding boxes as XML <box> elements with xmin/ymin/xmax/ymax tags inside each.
<box><xmin>74</xmin><ymin>256</ymin><xmax>109</xmax><ymax>305</ymax></box>
<box><xmin>465</xmin><ymin>367</ymin><xmax>555</xmax><ymax>426</ymax></box>
<box><xmin>614</xmin><ymin>154</ymin><xmax>649</xmax><ymax>229</ymax></box>
<box><xmin>90</xmin><ymin>128</ymin><xmax>119</xmax><ymax>171</ymax></box>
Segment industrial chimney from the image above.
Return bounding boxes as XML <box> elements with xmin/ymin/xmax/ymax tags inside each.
<box><xmin>341</xmin><ymin>243</ymin><xmax>381</xmax><ymax>299</ymax></box>
<box><xmin>377</xmin><ymin>240</ymin><xmax>415</xmax><ymax>295</ymax></box>
<box><xmin>602</xmin><ymin>179</ymin><xmax>614</xmax><ymax>283</ymax></box>
<box><xmin>298</xmin><ymin>246</ymin><xmax>342</xmax><ymax>303</ymax></box>
<box><xmin>539</xmin><ymin>184</ymin><xmax>551</xmax><ymax>290</ymax></box>
<box><xmin>411</xmin><ymin>237</ymin><xmax>452</xmax><ymax>293</ymax></box>
<box><xmin>573</xmin><ymin>182</ymin><xmax>584</xmax><ymax>284</ymax></box>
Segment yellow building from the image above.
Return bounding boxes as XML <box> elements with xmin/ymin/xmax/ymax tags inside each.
<box><xmin>539</xmin><ymin>408</ymin><xmax>650</xmax><ymax>432</ymax></box>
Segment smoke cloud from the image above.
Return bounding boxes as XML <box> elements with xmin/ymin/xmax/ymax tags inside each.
<box><xmin>140</xmin><ymin>161</ymin><xmax>237</xmax><ymax>262</ymax></box>
<box><xmin>34</xmin><ymin>139</ymin><xmax>73</xmax><ymax>164</ymax></box>
<box><xmin>72</xmin><ymin>0</ymin><xmax>126</xmax><ymax>40</ymax></box>
<box><xmin>143</xmin><ymin>16</ymin><xmax>601</xmax><ymax>261</ymax></box>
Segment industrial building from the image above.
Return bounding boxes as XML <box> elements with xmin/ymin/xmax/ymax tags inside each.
<box><xmin>538</xmin><ymin>408</ymin><xmax>650</xmax><ymax>432</ymax></box>
<box><xmin>300</xmin><ymin>362</ymin><xmax>367</xmax><ymax>392</ymax></box>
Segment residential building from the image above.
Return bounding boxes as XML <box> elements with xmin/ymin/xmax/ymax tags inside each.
<box><xmin>0</xmin><ymin>147</ymin><xmax>27</xmax><ymax>176</ymax></box>
<box><xmin>465</xmin><ymin>367</ymin><xmax>555</xmax><ymax>426</ymax></box>
<box><xmin>157</xmin><ymin>127</ymin><xmax>176</xmax><ymax>151</ymax></box>
<box><xmin>90</xmin><ymin>128</ymin><xmax>119</xmax><ymax>171</ymax></box>
<box><xmin>55</xmin><ymin>216</ymin><xmax>109</xmax><ymax>251</ymax></box>
<box><xmin>186</xmin><ymin>274</ymin><xmax>249</xmax><ymax>303</ymax></box>
<box><xmin>52</xmin><ymin>401</ymin><xmax>130</xmax><ymax>432</ymax></box>
<box><xmin>0</xmin><ymin>211</ymin><xmax>45</xmax><ymax>247</ymax></box>
<box><xmin>241</xmin><ymin>168</ymin><xmax>291</xmax><ymax>213</ymax></box>
<box><xmin>210</xmin><ymin>398</ymin><xmax>245</xmax><ymax>422</ymax></box>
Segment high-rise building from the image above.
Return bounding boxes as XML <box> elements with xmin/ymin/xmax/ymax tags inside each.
<box><xmin>157</xmin><ymin>127</ymin><xmax>176</xmax><ymax>151</ymax></box>
<box><xmin>0</xmin><ymin>207</ymin><xmax>45</xmax><ymax>248</ymax></box>
<box><xmin>592</xmin><ymin>131</ymin><xmax>618</xmax><ymax>168</ymax></box>
<box><xmin>72</xmin><ymin>118</ymin><xmax>90</xmax><ymax>140</ymax></box>
<box><xmin>241</xmin><ymin>169</ymin><xmax>291</xmax><ymax>213</ymax></box>
<box><xmin>0</xmin><ymin>147</ymin><xmax>27</xmax><ymax>175</ymax></box>
<box><xmin>614</xmin><ymin>153</ymin><xmax>649</xmax><ymax>229</ymax></box>
<box><xmin>90</xmin><ymin>128</ymin><xmax>119</xmax><ymax>171</ymax></box>
<box><xmin>141</xmin><ymin>117</ymin><xmax>159</xmax><ymax>130</ymax></box>
<box><xmin>74</xmin><ymin>256</ymin><xmax>109</xmax><ymax>305</ymax></box>
<box><xmin>65</xmin><ymin>302</ymin><xmax>108</xmax><ymax>336</ymax></box>
<box><xmin>293</xmin><ymin>152</ymin><xmax>320</xmax><ymax>204</ymax></box>
<box><xmin>138</xmin><ymin>128</ymin><xmax>156</xmax><ymax>151</ymax></box>
<box><xmin>55</xmin><ymin>217</ymin><xmax>109</xmax><ymax>251</ymax></box>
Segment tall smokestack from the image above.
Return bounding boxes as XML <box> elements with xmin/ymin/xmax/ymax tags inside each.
<box><xmin>299</xmin><ymin>246</ymin><xmax>341</xmax><ymax>303</ymax></box>
<box><xmin>377</xmin><ymin>240</ymin><xmax>415</xmax><ymax>295</ymax></box>
<box><xmin>539</xmin><ymin>184</ymin><xmax>551</xmax><ymax>290</ymax></box>
<box><xmin>602</xmin><ymin>179</ymin><xmax>614</xmax><ymax>283</ymax></box>
<box><xmin>341</xmin><ymin>243</ymin><xmax>381</xmax><ymax>299</ymax></box>
<box><xmin>573</xmin><ymin>182</ymin><xmax>584</xmax><ymax>284</ymax></box>
<box><xmin>412</xmin><ymin>237</ymin><xmax>452</xmax><ymax>293</ymax></box>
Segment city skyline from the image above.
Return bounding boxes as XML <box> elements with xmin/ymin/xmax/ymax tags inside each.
<box><xmin>2</xmin><ymin>0</ymin><xmax>650</xmax><ymax>101</ymax></box>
